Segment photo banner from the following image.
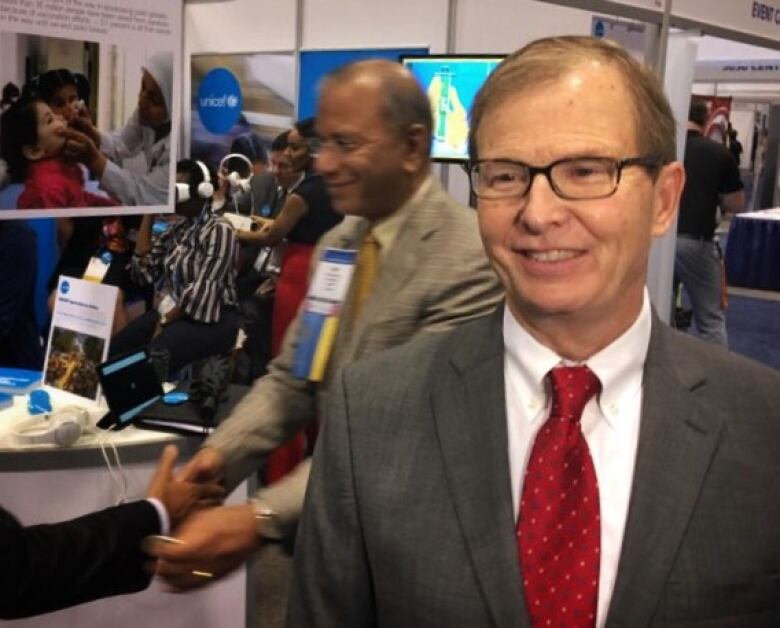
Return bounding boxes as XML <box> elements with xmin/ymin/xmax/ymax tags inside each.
<box><xmin>191</xmin><ymin>53</ymin><xmax>295</xmax><ymax>169</ymax></box>
<box><xmin>0</xmin><ymin>0</ymin><xmax>182</xmax><ymax>218</ymax></box>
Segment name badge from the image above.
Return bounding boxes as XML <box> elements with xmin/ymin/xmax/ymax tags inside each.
<box><xmin>292</xmin><ymin>248</ymin><xmax>357</xmax><ymax>381</ymax></box>
<box><xmin>82</xmin><ymin>255</ymin><xmax>110</xmax><ymax>283</ymax></box>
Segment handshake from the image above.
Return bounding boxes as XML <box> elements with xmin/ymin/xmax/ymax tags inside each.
<box><xmin>144</xmin><ymin>446</ymin><xmax>263</xmax><ymax>590</ymax></box>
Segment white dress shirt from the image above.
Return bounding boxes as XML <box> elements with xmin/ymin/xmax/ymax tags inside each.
<box><xmin>504</xmin><ymin>291</ymin><xmax>651</xmax><ymax>627</ymax></box>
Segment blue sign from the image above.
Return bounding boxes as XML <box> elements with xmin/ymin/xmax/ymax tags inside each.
<box><xmin>60</xmin><ymin>280</ymin><xmax>70</xmax><ymax>294</ymax></box>
<box><xmin>298</xmin><ymin>48</ymin><xmax>428</xmax><ymax>120</ymax></box>
<box><xmin>197</xmin><ymin>68</ymin><xmax>242</xmax><ymax>134</ymax></box>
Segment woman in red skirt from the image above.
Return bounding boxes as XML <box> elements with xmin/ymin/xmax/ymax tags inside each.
<box><xmin>237</xmin><ymin>117</ymin><xmax>342</xmax><ymax>482</ymax></box>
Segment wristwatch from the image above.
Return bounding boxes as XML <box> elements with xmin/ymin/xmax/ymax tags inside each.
<box><xmin>249</xmin><ymin>498</ymin><xmax>278</xmax><ymax>538</ymax></box>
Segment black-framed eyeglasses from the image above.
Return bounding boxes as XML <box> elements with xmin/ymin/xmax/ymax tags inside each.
<box><xmin>468</xmin><ymin>155</ymin><xmax>665</xmax><ymax>201</ymax></box>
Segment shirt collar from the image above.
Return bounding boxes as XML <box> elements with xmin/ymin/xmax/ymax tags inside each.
<box><xmin>503</xmin><ymin>289</ymin><xmax>651</xmax><ymax>429</ymax></box>
<box><xmin>370</xmin><ymin>174</ymin><xmax>433</xmax><ymax>253</ymax></box>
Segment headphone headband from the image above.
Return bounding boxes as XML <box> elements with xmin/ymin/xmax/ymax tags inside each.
<box><xmin>195</xmin><ymin>160</ymin><xmax>211</xmax><ymax>185</ymax></box>
<box><xmin>219</xmin><ymin>152</ymin><xmax>253</xmax><ymax>174</ymax></box>
<box><xmin>194</xmin><ymin>160</ymin><xmax>214</xmax><ymax>199</ymax></box>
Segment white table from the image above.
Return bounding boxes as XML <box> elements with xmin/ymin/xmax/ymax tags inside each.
<box><xmin>0</xmin><ymin>387</ymin><xmax>252</xmax><ymax>628</ymax></box>
<box><xmin>724</xmin><ymin>208</ymin><xmax>780</xmax><ymax>291</ymax></box>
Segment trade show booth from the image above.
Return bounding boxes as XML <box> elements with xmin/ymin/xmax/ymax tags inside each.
<box><xmin>1</xmin><ymin>0</ymin><xmax>780</xmax><ymax>625</ymax></box>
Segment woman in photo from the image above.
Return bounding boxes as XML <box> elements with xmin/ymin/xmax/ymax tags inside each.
<box><xmin>62</xmin><ymin>51</ymin><xmax>173</xmax><ymax>206</ymax></box>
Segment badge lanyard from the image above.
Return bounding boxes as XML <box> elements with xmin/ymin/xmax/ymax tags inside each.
<box><xmin>292</xmin><ymin>248</ymin><xmax>357</xmax><ymax>381</ymax></box>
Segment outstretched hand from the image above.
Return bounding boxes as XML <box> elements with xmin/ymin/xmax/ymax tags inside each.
<box><xmin>147</xmin><ymin>445</ymin><xmax>224</xmax><ymax>528</ymax></box>
<box><xmin>177</xmin><ymin>446</ymin><xmax>225</xmax><ymax>485</ymax></box>
<box><xmin>147</xmin><ymin>504</ymin><xmax>260</xmax><ymax>590</ymax></box>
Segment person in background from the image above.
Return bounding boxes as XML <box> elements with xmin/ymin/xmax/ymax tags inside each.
<box><xmin>0</xmin><ymin>445</ymin><xmax>221</xmax><ymax>619</ymax></box>
<box><xmin>269</xmin><ymin>130</ymin><xmax>296</xmax><ymax>206</ymax></box>
<box><xmin>0</xmin><ymin>81</ymin><xmax>18</xmax><ymax>184</ymax></box>
<box><xmin>232</xmin><ymin>130</ymin><xmax>299</xmax><ymax>384</ymax></box>
<box><xmin>237</xmin><ymin>117</ymin><xmax>342</xmax><ymax>359</ymax></box>
<box><xmin>727</xmin><ymin>125</ymin><xmax>743</xmax><ymax>168</ymax></box>
<box><xmin>146</xmin><ymin>61</ymin><xmax>502</xmax><ymax>612</ymax></box>
<box><xmin>108</xmin><ymin>159</ymin><xmax>239</xmax><ymax>375</ymax></box>
<box><xmin>675</xmin><ymin>99</ymin><xmax>745</xmax><ymax>347</ymax></box>
<box><xmin>0</xmin><ymin>220</ymin><xmax>43</xmax><ymax>369</ymax></box>
<box><xmin>230</xmin><ymin>132</ymin><xmax>277</xmax><ymax>217</ymax></box>
<box><xmin>0</xmin><ymin>82</ymin><xmax>19</xmax><ymax>111</ymax></box>
<box><xmin>211</xmin><ymin>153</ymin><xmax>251</xmax><ymax>215</ymax></box>
<box><xmin>233</xmin><ymin>118</ymin><xmax>342</xmax><ymax>485</ymax></box>
<box><xmin>239</xmin><ymin>130</ymin><xmax>297</xmax><ymax>281</ymax></box>
<box><xmin>61</xmin><ymin>51</ymin><xmax>173</xmax><ymax>206</ymax></box>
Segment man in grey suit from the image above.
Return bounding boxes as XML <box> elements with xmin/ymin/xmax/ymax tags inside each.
<box><xmin>147</xmin><ymin>60</ymin><xmax>502</xmax><ymax>589</ymax></box>
<box><xmin>288</xmin><ymin>37</ymin><xmax>780</xmax><ymax>627</ymax></box>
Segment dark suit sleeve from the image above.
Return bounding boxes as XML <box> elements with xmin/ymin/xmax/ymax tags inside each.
<box><xmin>0</xmin><ymin>500</ymin><xmax>160</xmax><ymax>619</ymax></box>
<box><xmin>286</xmin><ymin>368</ymin><xmax>376</xmax><ymax>628</ymax></box>
<box><xmin>0</xmin><ymin>224</ymin><xmax>36</xmax><ymax>337</ymax></box>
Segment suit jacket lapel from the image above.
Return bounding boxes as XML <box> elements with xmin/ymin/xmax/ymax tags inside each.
<box><xmin>606</xmin><ymin>318</ymin><xmax>725</xmax><ymax>626</ymax></box>
<box><xmin>349</xmin><ymin>180</ymin><xmax>444</xmax><ymax>357</ymax></box>
<box><xmin>431</xmin><ymin>308</ymin><xmax>529</xmax><ymax>628</ymax></box>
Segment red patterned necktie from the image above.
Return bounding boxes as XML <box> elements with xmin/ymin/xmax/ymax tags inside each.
<box><xmin>517</xmin><ymin>366</ymin><xmax>602</xmax><ymax>628</ymax></box>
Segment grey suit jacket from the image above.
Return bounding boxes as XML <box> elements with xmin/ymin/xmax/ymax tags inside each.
<box><xmin>205</xmin><ymin>177</ymin><xmax>502</xmax><ymax>529</ymax></box>
<box><xmin>235</xmin><ymin>171</ymin><xmax>277</xmax><ymax>216</ymax></box>
<box><xmin>289</xmin><ymin>306</ymin><xmax>780</xmax><ymax>627</ymax></box>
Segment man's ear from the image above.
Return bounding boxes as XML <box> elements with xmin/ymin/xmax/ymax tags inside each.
<box><xmin>401</xmin><ymin>123</ymin><xmax>428</xmax><ymax>174</ymax></box>
<box><xmin>651</xmin><ymin>160</ymin><xmax>685</xmax><ymax>237</ymax></box>
<box><xmin>22</xmin><ymin>144</ymin><xmax>44</xmax><ymax>162</ymax></box>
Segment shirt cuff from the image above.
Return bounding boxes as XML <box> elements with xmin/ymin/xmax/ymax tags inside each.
<box><xmin>145</xmin><ymin>497</ymin><xmax>170</xmax><ymax>536</ymax></box>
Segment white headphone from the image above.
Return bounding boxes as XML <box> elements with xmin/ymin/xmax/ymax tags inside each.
<box><xmin>176</xmin><ymin>160</ymin><xmax>213</xmax><ymax>204</ymax></box>
<box><xmin>12</xmin><ymin>406</ymin><xmax>90</xmax><ymax>447</ymax></box>
<box><xmin>219</xmin><ymin>153</ymin><xmax>253</xmax><ymax>193</ymax></box>
<box><xmin>195</xmin><ymin>160</ymin><xmax>214</xmax><ymax>198</ymax></box>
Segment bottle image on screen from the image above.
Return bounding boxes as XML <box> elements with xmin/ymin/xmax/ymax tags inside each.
<box><xmin>434</xmin><ymin>65</ymin><xmax>453</xmax><ymax>142</ymax></box>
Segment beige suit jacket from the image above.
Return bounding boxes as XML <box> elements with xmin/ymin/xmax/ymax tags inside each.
<box><xmin>205</xmin><ymin>177</ymin><xmax>503</xmax><ymax>532</ymax></box>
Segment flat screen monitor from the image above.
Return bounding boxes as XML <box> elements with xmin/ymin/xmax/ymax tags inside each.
<box><xmin>401</xmin><ymin>54</ymin><xmax>504</xmax><ymax>162</ymax></box>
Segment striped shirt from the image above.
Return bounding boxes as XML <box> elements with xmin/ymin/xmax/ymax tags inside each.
<box><xmin>133</xmin><ymin>206</ymin><xmax>237</xmax><ymax>323</ymax></box>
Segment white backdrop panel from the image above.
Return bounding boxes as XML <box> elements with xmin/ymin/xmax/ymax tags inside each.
<box><xmin>302</xmin><ymin>0</ymin><xmax>448</xmax><ymax>52</ymax></box>
<box><xmin>185</xmin><ymin>0</ymin><xmax>296</xmax><ymax>54</ymax></box>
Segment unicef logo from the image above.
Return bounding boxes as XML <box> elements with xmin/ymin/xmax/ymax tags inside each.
<box><xmin>60</xmin><ymin>280</ymin><xmax>70</xmax><ymax>295</ymax></box>
<box><xmin>197</xmin><ymin>68</ymin><xmax>242</xmax><ymax>134</ymax></box>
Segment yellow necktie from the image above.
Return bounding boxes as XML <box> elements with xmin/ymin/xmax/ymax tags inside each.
<box><xmin>351</xmin><ymin>232</ymin><xmax>379</xmax><ymax>318</ymax></box>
